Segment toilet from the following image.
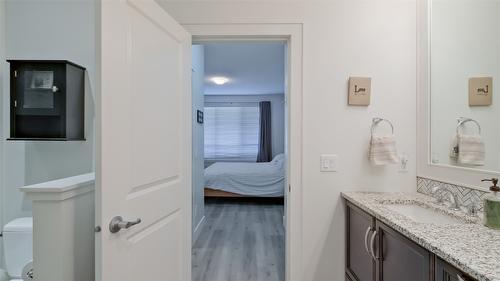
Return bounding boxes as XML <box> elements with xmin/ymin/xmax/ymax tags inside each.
<box><xmin>2</xmin><ymin>218</ymin><xmax>33</xmax><ymax>281</ymax></box>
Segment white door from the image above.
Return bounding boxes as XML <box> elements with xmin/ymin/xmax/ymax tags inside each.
<box><xmin>97</xmin><ymin>0</ymin><xmax>191</xmax><ymax>280</ymax></box>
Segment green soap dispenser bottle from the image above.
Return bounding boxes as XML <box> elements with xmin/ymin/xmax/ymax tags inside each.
<box><xmin>482</xmin><ymin>178</ymin><xmax>500</xmax><ymax>230</ymax></box>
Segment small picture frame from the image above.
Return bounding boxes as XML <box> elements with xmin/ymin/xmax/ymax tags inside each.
<box><xmin>197</xmin><ymin>110</ymin><xmax>204</xmax><ymax>124</ymax></box>
<box><xmin>469</xmin><ymin>77</ymin><xmax>492</xmax><ymax>106</ymax></box>
<box><xmin>348</xmin><ymin>77</ymin><xmax>371</xmax><ymax>106</ymax></box>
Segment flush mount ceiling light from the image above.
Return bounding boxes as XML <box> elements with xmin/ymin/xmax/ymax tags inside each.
<box><xmin>210</xmin><ymin>76</ymin><xmax>230</xmax><ymax>85</ymax></box>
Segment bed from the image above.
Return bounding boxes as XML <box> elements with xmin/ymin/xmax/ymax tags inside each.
<box><xmin>204</xmin><ymin>154</ymin><xmax>285</xmax><ymax>197</ymax></box>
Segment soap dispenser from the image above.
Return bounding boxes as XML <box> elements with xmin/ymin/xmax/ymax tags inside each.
<box><xmin>482</xmin><ymin>178</ymin><xmax>500</xmax><ymax>230</ymax></box>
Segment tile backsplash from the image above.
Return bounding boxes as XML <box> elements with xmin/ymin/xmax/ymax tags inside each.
<box><xmin>417</xmin><ymin>177</ymin><xmax>489</xmax><ymax>211</ymax></box>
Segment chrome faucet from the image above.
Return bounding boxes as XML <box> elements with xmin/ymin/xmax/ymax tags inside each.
<box><xmin>466</xmin><ymin>199</ymin><xmax>480</xmax><ymax>217</ymax></box>
<box><xmin>431</xmin><ymin>186</ymin><xmax>461</xmax><ymax>211</ymax></box>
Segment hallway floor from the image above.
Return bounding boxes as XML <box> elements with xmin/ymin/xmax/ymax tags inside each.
<box><xmin>192</xmin><ymin>198</ymin><xmax>285</xmax><ymax>281</ymax></box>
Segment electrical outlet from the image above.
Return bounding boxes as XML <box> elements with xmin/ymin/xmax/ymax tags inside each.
<box><xmin>320</xmin><ymin>154</ymin><xmax>338</xmax><ymax>172</ymax></box>
<box><xmin>399</xmin><ymin>154</ymin><xmax>409</xmax><ymax>173</ymax></box>
<box><xmin>431</xmin><ymin>153</ymin><xmax>440</xmax><ymax>164</ymax></box>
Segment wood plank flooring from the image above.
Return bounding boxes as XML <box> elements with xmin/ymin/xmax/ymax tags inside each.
<box><xmin>192</xmin><ymin>198</ymin><xmax>285</xmax><ymax>281</ymax></box>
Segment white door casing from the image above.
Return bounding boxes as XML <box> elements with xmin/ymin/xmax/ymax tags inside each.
<box><xmin>97</xmin><ymin>0</ymin><xmax>191</xmax><ymax>280</ymax></box>
<box><xmin>187</xmin><ymin>24</ymin><xmax>303</xmax><ymax>281</ymax></box>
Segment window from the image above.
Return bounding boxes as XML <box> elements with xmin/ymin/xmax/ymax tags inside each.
<box><xmin>204</xmin><ymin>105</ymin><xmax>259</xmax><ymax>161</ymax></box>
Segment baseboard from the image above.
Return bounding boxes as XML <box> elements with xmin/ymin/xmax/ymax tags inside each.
<box><xmin>192</xmin><ymin>215</ymin><xmax>206</xmax><ymax>243</ymax></box>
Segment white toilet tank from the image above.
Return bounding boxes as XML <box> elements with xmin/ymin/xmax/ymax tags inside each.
<box><xmin>3</xmin><ymin>217</ymin><xmax>33</xmax><ymax>279</ymax></box>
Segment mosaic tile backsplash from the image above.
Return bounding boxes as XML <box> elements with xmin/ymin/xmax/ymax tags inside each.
<box><xmin>417</xmin><ymin>177</ymin><xmax>489</xmax><ymax>211</ymax></box>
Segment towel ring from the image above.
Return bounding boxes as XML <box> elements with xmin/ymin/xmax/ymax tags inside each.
<box><xmin>456</xmin><ymin>117</ymin><xmax>481</xmax><ymax>135</ymax></box>
<box><xmin>371</xmin><ymin>118</ymin><xmax>394</xmax><ymax>135</ymax></box>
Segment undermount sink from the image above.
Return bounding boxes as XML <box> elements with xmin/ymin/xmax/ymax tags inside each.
<box><xmin>385</xmin><ymin>204</ymin><xmax>463</xmax><ymax>224</ymax></box>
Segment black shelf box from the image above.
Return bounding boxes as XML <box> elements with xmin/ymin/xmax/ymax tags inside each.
<box><xmin>7</xmin><ymin>60</ymin><xmax>86</xmax><ymax>141</ymax></box>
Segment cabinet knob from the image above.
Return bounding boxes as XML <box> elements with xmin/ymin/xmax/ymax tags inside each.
<box><xmin>52</xmin><ymin>86</ymin><xmax>59</xmax><ymax>93</ymax></box>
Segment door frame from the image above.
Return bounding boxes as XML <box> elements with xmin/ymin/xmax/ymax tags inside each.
<box><xmin>185</xmin><ymin>24</ymin><xmax>303</xmax><ymax>281</ymax></box>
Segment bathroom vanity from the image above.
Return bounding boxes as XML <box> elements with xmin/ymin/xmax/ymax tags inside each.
<box><xmin>343</xmin><ymin>192</ymin><xmax>500</xmax><ymax>281</ymax></box>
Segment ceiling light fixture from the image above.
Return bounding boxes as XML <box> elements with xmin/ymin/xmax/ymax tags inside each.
<box><xmin>210</xmin><ymin>76</ymin><xmax>229</xmax><ymax>85</ymax></box>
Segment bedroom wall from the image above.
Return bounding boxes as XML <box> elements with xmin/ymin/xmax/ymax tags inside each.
<box><xmin>204</xmin><ymin>94</ymin><xmax>285</xmax><ymax>158</ymax></box>
<box><xmin>159</xmin><ymin>1</ymin><xmax>418</xmax><ymax>280</ymax></box>
<box><xmin>2</xmin><ymin>0</ymin><xmax>95</xmax><ymax>224</ymax></box>
<box><xmin>192</xmin><ymin>45</ymin><xmax>206</xmax><ymax>242</ymax></box>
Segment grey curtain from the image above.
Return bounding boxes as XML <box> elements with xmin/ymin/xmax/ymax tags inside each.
<box><xmin>257</xmin><ymin>101</ymin><xmax>272</xmax><ymax>162</ymax></box>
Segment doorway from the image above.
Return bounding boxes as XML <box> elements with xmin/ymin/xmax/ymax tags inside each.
<box><xmin>184</xmin><ymin>24</ymin><xmax>303</xmax><ymax>281</ymax></box>
<box><xmin>191</xmin><ymin>40</ymin><xmax>287</xmax><ymax>281</ymax></box>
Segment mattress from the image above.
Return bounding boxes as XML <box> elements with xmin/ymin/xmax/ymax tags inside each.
<box><xmin>204</xmin><ymin>154</ymin><xmax>285</xmax><ymax>197</ymax></box>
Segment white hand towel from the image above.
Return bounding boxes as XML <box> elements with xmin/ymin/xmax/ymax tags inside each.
<box><xmin>457</xmin><ymin>134</ymin><xmax>485</xmax><ymax>166</ymax></box>
<box><xmin>369</xmin><ymin>134</ymin><xmax>399</xmax><ymax>166</ymax></box>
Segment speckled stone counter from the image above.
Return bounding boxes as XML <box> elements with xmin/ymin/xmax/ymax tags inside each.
<box><xmin>341</xmin><ymin>192</ymin><xmax>500</xmax><ymax>281</ymax></box>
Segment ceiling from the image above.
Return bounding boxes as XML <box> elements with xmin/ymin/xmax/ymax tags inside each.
<box><xmin>202</xmin><ymin>42</ymin><xmax>285</xmax><ymax>96</ymax></box>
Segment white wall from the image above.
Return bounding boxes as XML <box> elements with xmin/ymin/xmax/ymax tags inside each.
<box><xmin>205</xmin><ymin>94</ymin><xmax>285</xmax><ymax>158</ymax></box>
<box><xmin>2</xmin><ymin>0</ymin><xmax>95</xmax><ymax>226</ymax></box>
<box><xmin>430</xmin><ymin>0</ymin><xmax>500</xmax><ymax>171</ymax></box>
<box><xmin>159</xmin><ymin>1</ymin><xmax>417</xmax><ymax>280</ymax></box>
<box><xmin>192</xmin><ymin>45</ymin><xmax>206</xmax><ymax>242</ymax></box>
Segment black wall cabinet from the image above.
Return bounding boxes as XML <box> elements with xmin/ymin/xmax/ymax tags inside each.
<box><xmin>8</xmin><ymin>60</ymin><xmax>85</xmax><ymax>141</ymax></box>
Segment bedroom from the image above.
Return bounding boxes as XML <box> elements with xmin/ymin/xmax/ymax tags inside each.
<box><xmin>191</xmin><ymin>41</ymin><xmax>287</xmax><ymax>281</ymax></box>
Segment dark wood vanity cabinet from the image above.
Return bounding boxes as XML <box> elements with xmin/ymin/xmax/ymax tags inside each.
<box><xmin>345</xmin><ymin>202</ymin><xmax>475</xmax><ymax>281</ymax></box>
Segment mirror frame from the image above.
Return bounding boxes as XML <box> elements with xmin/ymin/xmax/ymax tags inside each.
<box><xmin>417</xmin><ymin>0</ymin><xmax>499</xmax><ymax>192</ymax></box>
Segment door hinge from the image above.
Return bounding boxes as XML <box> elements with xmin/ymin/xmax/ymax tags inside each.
<box><xmin>14</xmin><ymin>70</ymin><xmax>18</xmax><ymax>78</ymax></box>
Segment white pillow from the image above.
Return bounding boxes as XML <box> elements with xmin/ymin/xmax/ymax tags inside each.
<box><xmin>271</xmin><ymin>153</ymin><xmax>285</xmax><ymax>165</ymax></box>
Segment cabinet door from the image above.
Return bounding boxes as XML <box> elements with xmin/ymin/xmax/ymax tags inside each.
<box><xmin>435</xmin><ymin>257</ymin><xmax>474</xmax><ymax>281</ymax></box>
<box><xmin>12</xmin><ymin>63</ymin><xmax>65</xmax><ymax>116</ymax></box>
<box><xmin>346</xmin><ymin>202</ymin><xmax>376</xmax><ymax>281</ymax></box>
<box><xmin>376</xmin><ymin>222</ymin><xmax>431</xmax><ymax>281</ymax></box>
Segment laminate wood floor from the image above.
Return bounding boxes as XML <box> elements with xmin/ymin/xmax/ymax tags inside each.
<box><xmin>192</xmin><ymin>198</ymin><xmax>285</xmax><ymax>281</ymax></box>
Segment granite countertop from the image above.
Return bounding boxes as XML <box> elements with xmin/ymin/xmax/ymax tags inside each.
<box><xmin>342</xmin><ymin>192</ymin><xmax>500</xmax><ymax>281</ymax></box>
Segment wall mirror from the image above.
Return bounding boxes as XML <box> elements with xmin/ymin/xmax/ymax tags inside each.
<box><xmin>429</xmin><ymin>0</ymin><xmax>500</xmax><ymax>174</ymax></box>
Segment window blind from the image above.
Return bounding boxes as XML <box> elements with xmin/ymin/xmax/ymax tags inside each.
<box><xmin>204</xmin><ymin>105</ymin><xmax>259</xmax><ymax>161</ymax></box>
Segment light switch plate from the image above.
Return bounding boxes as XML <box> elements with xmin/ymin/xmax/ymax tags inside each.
<box><xmin>469</xmin><ymin>77</ymin><xmax>492</xmax><ymax>106</ymax></box>
<box><xmin>320</xmin><ymin>154</ymin><xmax>338</xmax><ymax>172</ymax></box>
<box><xmin>348</xmin><ymin>77</ymin><xmax>371</xmax><ymax>106</ymax></box>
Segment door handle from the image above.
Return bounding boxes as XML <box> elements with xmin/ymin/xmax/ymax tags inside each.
<box><xmin>364</xmin><ymin>227</ymin><xmax>373</xmax><ymax>254</ymax></box>
<box><xmin>369</xmin><ymin>230</ymin><xmax>378</xmax><ymax>260</ymax></box>
<box><xmin>109</xmin><ymin>216</ymin><xmax>142</xmax><ymax>233</ymax></box>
